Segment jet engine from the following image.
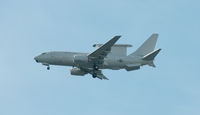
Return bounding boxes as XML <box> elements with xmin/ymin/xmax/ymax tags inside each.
<box><xmin>73</xmin><ymin>55</ymin><xmax>88</xmax><ymax>64</ymax></box>
<box><xmin>70</xmin><ymin>68</ymin><xmax>87</xmax><ymax>76</ymax></box>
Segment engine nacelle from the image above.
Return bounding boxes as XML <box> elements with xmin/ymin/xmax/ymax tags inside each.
<box><xmin>73</xmin><ymin>55</ymin><xmax>88</xmax><ymax>64</ymax></box>
<box><xmin>70</xmin><ymin>68</ymin><xmax>87</xmax><ymax>76</ymax></box>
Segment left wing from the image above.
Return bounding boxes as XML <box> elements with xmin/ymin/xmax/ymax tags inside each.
<box><xmin>95</xmin><ymin>72</ymin><xmax>109</xmax><ymax>80</ymax></box>
<box><xmin>80</xmin><ymin>67</ymin><xmax>109</xmax><ymax>80</ymax></box>
<box><xmin>88</xmin><ymin>36</ymin><xmax>121</xmax><ymax>66</ymax></box>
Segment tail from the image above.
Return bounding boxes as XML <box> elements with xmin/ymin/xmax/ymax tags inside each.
<box><xmin>142</xmin><ymin>48</ymin><xmax>161</xmax><ymax>67</ymax></box>
<box><xmin>142</xmin><ymin>49</ymin><xmax>161</xmax><ymax>61</ymax></box>
<box><xmin>128</xmin><ymin>33</ymin><xmax>159</xmax><ymax>57</ymax></box>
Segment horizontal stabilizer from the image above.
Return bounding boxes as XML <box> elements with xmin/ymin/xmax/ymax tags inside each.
<box><xmin>142</xmin><ymin>49</ymin><xmax>161</xmax><ymax>61</ymax></box>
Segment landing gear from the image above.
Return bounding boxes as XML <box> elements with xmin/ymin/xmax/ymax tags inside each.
<box><xmin>92</xmin><ymin>73</ymin><xmax>97</xmax><ymax>78</ymax></box>
<box><xmin>47</xmin><ymin>66</ymin><xmax>50</xmax><ymax>70</ymax></box>
<box><xmin>93</xmin><ymin>64</ymin><xmax>99</xmax><ymax>71</ymax></box>
<box><xmin>92</xmin><ymin>64</ymin><xmax>98</xmax><ymax>78</ymax></box>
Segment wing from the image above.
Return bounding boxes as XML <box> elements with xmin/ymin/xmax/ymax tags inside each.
<box><xmin>88</xmin><ymin>36</ymin><xmax>121</xmax><ymax>66</ymax></box>
<box><xmin>95</xmin><ymin>73</ymin><xmax>109</xmax><ymax>80</ymax></box>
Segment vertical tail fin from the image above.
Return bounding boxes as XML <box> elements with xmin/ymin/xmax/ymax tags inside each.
<box><xmin>129</xmin><ymin>34</ymin><xmax>159</xmax><ymax>57</ymax></box>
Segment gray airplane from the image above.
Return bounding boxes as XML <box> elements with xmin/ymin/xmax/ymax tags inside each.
<box><xmin>34</xmin><ymin>34</ymin><xmax>161</xmax><ymax>80</ymax></box>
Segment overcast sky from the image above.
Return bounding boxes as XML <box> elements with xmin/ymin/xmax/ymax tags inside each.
<box><xmin>0</xmin><ymin>0</ymin><xmax>200</xmax><ymax>115</ymax></box>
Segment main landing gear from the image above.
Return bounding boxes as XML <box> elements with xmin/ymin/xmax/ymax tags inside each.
<box><xmin>92</xmin><ymin>64</ymin><xmax>98</xmax><ymax>78</ymax></box>
<box><xmin>92</xmin><ymin>73</ymin><xmax>97</xmax><ymax>78</ymax></box>
<box><xmin>93</xmin><ymin>64</ymin><xmax>99</xmax><ymax>71</ymax></box>
<box><xmin>47</xmin><ymin>66</ymin><xmax>50</xmax><ymax>70</ymax></box>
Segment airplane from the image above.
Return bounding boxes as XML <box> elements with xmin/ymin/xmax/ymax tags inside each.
<box><xmin>34</xmin><ymin>34</ymin><xmax>161</xmax><ymax>80</ymax></box>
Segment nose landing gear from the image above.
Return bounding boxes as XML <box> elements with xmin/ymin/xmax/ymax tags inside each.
<box><xmin>42</xmin><ymin>63</ymin><xmax>50</xmax><ymax>70</ymax></box>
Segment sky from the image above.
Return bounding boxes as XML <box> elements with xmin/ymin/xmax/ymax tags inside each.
<box><xmin>0</xmin><ymin>0</ymin><xmax>200</xmax><ymax>115</ymax></box>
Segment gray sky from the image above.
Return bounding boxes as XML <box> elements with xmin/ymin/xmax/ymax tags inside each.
<box><xmin>0</xmin><ymin>0</ymin><xmax>200</xmax><ymax>115</ymax></box>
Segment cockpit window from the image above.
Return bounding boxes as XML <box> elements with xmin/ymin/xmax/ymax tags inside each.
<box><xmin>41</xmin><ymin>53</ymin><xmax>46</xmax><ymax>55</ymax></box>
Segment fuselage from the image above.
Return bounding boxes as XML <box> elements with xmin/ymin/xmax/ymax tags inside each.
<box><xmin>34</xmin><ymin>51</ymin><xmax>146</xmax><ymax>70</ymax></box>
<box><xmin>34</xmin><ymin>34</ymin><xmax>160</xmax><ymax>80</ymax></box>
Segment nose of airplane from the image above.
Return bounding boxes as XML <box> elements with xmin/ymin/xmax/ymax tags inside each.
<box><xmin>34</xmin><ymin>56</ymin><xmax>39</xmax><ymax>63</ymax></box>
